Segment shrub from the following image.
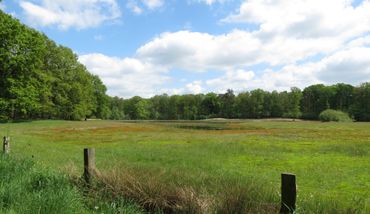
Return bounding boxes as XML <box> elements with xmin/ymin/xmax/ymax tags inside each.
<box><xmin>319</xmin><ymin>109</ymin><xmax>352</xmax><ymax>122</ymax></box>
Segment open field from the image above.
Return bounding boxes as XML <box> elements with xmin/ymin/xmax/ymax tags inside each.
<box><xmin>0</xmin><ymin>120</ymin><xmax>369</xmax><ymax>213</ymax></box>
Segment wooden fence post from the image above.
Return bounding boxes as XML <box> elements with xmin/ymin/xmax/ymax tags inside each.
<box><xmin>3</xmin><ymin>136</ymin><xmax>10</xmax><ymax>154</ymax></box>
<box><xmin>83</xmin><ymin>148</ymin><xmax>95</xmax><ymax>184</ymax></box>
<box><xmin>280</xmin><ymin>173</ymin><xmax>296</xmax><ymax>214</ymax></box>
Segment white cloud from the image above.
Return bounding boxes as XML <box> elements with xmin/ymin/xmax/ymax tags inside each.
<box><xmin>137</xmin><ymin>30</ymin><xmax>262</xmax><ymax>71</ymax></box>
<box><xmin>126</xmin><ymin>0</ymin><xmax>163</xmax><ymax>14</ymax></box>
<box><xmin>136</xmin><ymin>29</ymin><xmax>342</xmax><ymax>70</ymax></box>
<box><xmin>218</xmin><ymin>0</ymin><xmax>370</xmax><ymax>65</ymax></box>
<box><xmin>262</xmin><ymin>47</ymin><xmax>370</xmax><ymax>90</ymax></box>
<box><xmin>19</xmin><ymin>0</ymin><xmax>121</xmax><ymax>30</ymax></box>
<box><xmin>141</xmin><ymin>0</ymin><xmax>164</xmax><ymax>9</ymax></box>
<box><xmin>78</xmin><ymin>53</ymin><xmax>169</xmax><ymax>98</ymax></box>
<box><xmin>206</xmin><ymin>69</ymin><xmax>255</xmax><ymax>93</ymax></box>
<box><xmin>205</xmin><ymin>47</ymin><xmax>370</xmax><ymax>93</ymax></box>
<box><xmin>186</xmin><ymin>81</ymin><xmax>204</xmax><ymax>94</ymax></box>
<box><xmin>316</xmin><ymin>47</ymin><xmax>370</xmax><ymax>84</ymax></box>
<box><xmin>223</xmin><ymin>0</ymin><xmax>370</xmax><ymax>40</ymax></box>
<box><xmin>77</xmin><ymin>1</ymin><xmax>370</xmax><ymax>97</ymax></box>
<box><xmin>127</xmin><ymin>0</ymin><xmax>143</xmax><ymax>14</ymax></box>
<box><xmin>79</xmin><ymin>46</ymin><xmax>370</xmax><ymax>97</ymax></box>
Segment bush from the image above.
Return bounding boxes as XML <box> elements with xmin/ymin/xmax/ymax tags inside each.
<box><xmin>319</xmin><ymin>109</ymin><xmax>352</xmax><ymax>122</ymax></box>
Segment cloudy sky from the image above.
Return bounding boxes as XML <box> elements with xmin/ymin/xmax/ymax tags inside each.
<box><xmin>2</xmin><ymin>0</ymin><xmax>370</xmax><ymax>98</ymax></box>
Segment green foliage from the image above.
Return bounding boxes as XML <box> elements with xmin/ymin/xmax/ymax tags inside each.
<box><xmin>285</xmin><ymin>87</ymin><xmax>302</xmax><ymax>118</ymax></box>
<box><xmin>0</xmin><ymin>11</ymin><xmax>110</xmax><ymax>120</ymax></box>
<box><xmin>109</xmin><ymin>96</ymin><xmax>125</xmax><ymax>120</ymax></box>
<box><xmin>319</xmin><ymin>109</ymin><xmax>352</xmax><ymax>122</ymax></box>
<box><xmin>350</xmin><ymin>83</ymin><xmax>370</xmax><ymax>121</ymax></box>
<box><xmin>301</xmin><ymin>84</ymin><xmax>332</xmax><ymax>119</ymax></box>
<box><xmin>219</xmin><ymin>89</ymin><xmax>236</xmax><ymax>118</ymax></box>
<box><xmin>200</xmin><ymin>93</ymin><xmax>220</xmax><ymax>118</ymax></box>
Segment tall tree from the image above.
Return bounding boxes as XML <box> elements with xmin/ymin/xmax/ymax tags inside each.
<box><xmin>301</xmin><ymin>84</ymin><xmax>331</xmax><ymax>119</ymax></box>
<box><xmin>219</xmin><ymin>89</ymin><xmax>236</xmax><ymax>118</ymax></box>
<box><xmin>330</xmin><ymin>83</ymin><xmax>354</xmax><ymax>112</ymax></box>
<box><xmin>350</xmin><ymin>83</ymin><xmax>370</xmax><ymax>121</ymax></box>
<box><xmin>285</xmin><ymin>87</ymin><xmax>302</xmax><ymax>119</ymax></box>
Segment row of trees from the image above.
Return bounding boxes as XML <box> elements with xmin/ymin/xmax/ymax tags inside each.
<box><xmin>0</xmin><ymin>11</ymin><xmax>110</xmax><ymax>120</ymax></box>
<box><xmin>1</xmin><ymin>10</ymin><xmax>369</xmax><ymax>121</ymax></box>
<box><xmin>107</xmin><ymin>88</ymin><xmax>301</xmax><ymax>120</ymax></box>
<box><xmin>106</xmin><ymin>83</ymin><xmax>369</xmax><ymax>121</ymax></box>
<box><xmin>301</xmin><ymin>83</ymin><xmax>370</xmax><ymax>121</ymax></box>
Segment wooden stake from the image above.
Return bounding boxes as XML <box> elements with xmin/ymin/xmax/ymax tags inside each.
<box><xmin>280</xmin><ymin>173</ymin><xmax>296</xmax><ymax>214</ymax></box>
<box><xmin>83</xmin><ymin>148</ymin><xmax>95</xmax><ymax>184</ymax></box>
<box><xmin>3</xmin><ymin>136</ymin><xmax>10</xmax><ymax>154</ymax></box>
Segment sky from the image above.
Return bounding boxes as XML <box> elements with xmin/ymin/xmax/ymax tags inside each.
<box><xmin>1</xmin><ymin>0</ymin><xmax>370</xmax><ymax>98</ymax></box>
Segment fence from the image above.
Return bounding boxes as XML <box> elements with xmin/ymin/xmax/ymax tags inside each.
<box><xmin>3</xmin><ymin>137</ymin><xmax>297</xmax><ymax>213</ymax></box>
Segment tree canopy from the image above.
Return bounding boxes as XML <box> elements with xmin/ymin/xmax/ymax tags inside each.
<box><xmin>0</xmin><ymin>10</ymin><xmax>109</xmax><ymax>120</ymax></box>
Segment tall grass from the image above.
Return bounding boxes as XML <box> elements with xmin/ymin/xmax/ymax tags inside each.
<box><xmin>0</xmin><ymin>155</ymin><xmax>145</xmax><ymax>214</ymax></box>
<box><xmin>0</xmin><ymin>155</ymin><xmax>85</xmax><ymax>214</ymax></box>
<box><xmin>88</xmin><ymin>167</ymin><xmax>279</xmax><ymax>213</ymax></box>
<box><xmin>77</xmin><ymin>166</ymin><xmax>370</xmax><ymax>213</ymax></box>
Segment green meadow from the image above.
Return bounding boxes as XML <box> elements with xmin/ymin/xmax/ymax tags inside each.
<box><xmin>0</xmin><ymin>120</ymin><xmax>369</xmax><ymax>213</ymax></box>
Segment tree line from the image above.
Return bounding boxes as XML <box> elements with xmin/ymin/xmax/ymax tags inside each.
<box><xmin>108</xmin><ymin>83</ymin><xmax>370</xmax><ymax>121</ymax></box>
<box><xmin>1</xmin><ymin>10</ymin><xmax>369</xmax><ymax>121</ymax></box>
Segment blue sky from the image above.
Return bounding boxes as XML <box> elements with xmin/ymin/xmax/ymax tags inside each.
<box><xmin>1</xmin><ymin>0</ymin><xmax>370</xmax><ymax>98</ymax></box>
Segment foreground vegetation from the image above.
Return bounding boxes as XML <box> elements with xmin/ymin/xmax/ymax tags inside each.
<box><xmin>0</xmin><ymin>155</ymin><xmax>145</xmax><ymax>213</ymax></box>
<box><xmin>0</xmin><ymin>155</ymin><xmax>87</xmax><ymax>213</ymax></box>
<box><xmin>0</xmin><ymin>119</ymin><xmax>369</xmax><ymax>213</ymax></box>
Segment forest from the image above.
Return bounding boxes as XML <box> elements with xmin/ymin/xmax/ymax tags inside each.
<box><xmin>1</xmin><ymin>10</ymin><xmax>370</xmax><ymax>122</ymax></box>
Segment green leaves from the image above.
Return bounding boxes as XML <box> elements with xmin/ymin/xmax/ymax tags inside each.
<box><xmin>0</xmin><ymin>10</ymin><xmax>110</xmax><ymax>120</ymax></box>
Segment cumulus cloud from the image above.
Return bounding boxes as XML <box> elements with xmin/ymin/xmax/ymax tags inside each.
<box><xmin>78</xmin><ymin>0</ymin><xmax>370</xmax><ymax>97</ymax></box>
<box><xmin>19</xmin><ymin>0</ymin><xmax>121</xmax><ymax>30</ymax></box>
<box><xmin>78</xmin><ymin>53</ymin><xmax>169</xmax><ymax>98</ymax></box>
<box><xmin>223</xmin><ymin>0</ymin><xmax>370</xmax><ymax>40</ymax></box>
<box><xmin>316</xmin><ymin>47</ymin><xmax>370</xmax><ymax>84</ymax></box>
<box><xmin>79</xmin><ymin>46</ymin><xmax>370</xmax><ymax>97</ymax></box>
<box><xmin>137</xmin><ymin>30</ymin><xmax>262</xmax><ymax>71</ymax></box>
<box><xmin>206</xmin><ymin>69</ymin><xmax>255</xmax><ymax>92</ymax></box>
<box><xmin>205</xmin><ymin>47</ymin><xmax>370</xmax><ymax>93</ymax></box>
<box><xmin>137</xmin><ymin>29</ymin><xmax>341</xmax><ymax>70</ymax></box>
<box><xmin>186</xmin><ymin>81</ymin><xmax>204</xmax><ymax>94</ymax></box>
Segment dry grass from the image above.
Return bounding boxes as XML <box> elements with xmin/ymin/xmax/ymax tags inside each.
<box><xmin>86</xmin><ymin>168</ymin><xmax>279</xmax><ymax>214</ymax></box>
<box><xmin>95</xmin><ymin>169</ymin><xmax>212</xmax><ymax>213</ymax></box>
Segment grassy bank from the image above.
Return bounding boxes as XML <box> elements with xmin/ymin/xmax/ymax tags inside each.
<box><xmin>0</xmin><ymin>120</ymin><xmax>369</xmax><ymax>213</ymax></box>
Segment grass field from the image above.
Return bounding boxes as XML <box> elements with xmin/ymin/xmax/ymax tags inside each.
<box><xmin>0</xmin><ymin>119</ymin><xmax>369</xmax><ymax>213</ymax></box>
